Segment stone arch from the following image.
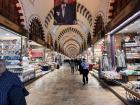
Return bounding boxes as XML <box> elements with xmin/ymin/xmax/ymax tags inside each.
<box><xmin>65</xmin><ymin>45</ymin><xmax>79</xmax><ymax>53</ymax></box>
<box><xmin>17</xmin><ymin>0</ymin><xmax>27</xmax><ymax>28</ymax></box>
<box><xmin>57</xmin><ymin>27</ymin><xmax>84</xmax><ymax>42</ymax></box>
<box><xmin>95</xmin><ymin>11</ymin><xmax>106</xmax><ymax>25</ymax></box>
<box><xmin>28</xmin><ymin>15</ymin><xmax>42</xmax><ymax>29</ymax></box>
<box><xmin>46</xmin><ymin>33</ymin><xmax>53</xmax><ymax>48</ymax></box>
<box><xmin>28</xmin><ymin>17</ymin><xmax>45</xmax><ymax>41</ymax></box>
<box><xmin>93</xmin><ymin>14</ymin><xmax>106</xmax><ymax>43</ymax></box>
<box><xmin>63</xmin><ymin>39</ymin><xmax>81</xmax><ymax>49</ymax></box>
<box><xmin>54</xmin><ymin>40</ymin><xmax>58</xmax><ymax>51</ymax></box>
<box><xmin>65</xmin><ymin>44</ymin><xmax>79</xmax><ymax>54</ymax></box>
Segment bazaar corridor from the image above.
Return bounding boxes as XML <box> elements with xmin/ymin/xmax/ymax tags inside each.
<box><xmin>1</xmin><ymin>0</ymin><xmax>140</xmax><ymax>105</ymax></box>
<box><xmin>26</xmin><ymin>63</ymin><xmax>125</xmax><ymax>105</ymax></box>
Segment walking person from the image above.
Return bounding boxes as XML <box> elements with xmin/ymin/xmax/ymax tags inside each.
<box><xmin>81</xmin><ymin>59</ymin><xmax>89</xmax><ymax>85</ymax></box>
<box><xmin>70</xmin><ymin>60</ymin><xmax>75</xmax><ymax>74</ymax></box>
<box><xmin>0</xmin><ymin>59</ymin><xmax>29</xmax><ymax>105</ymax></box>
<box><xmin>74</xmin><ymin>59</ymin><xmax>78</xmax><ymax>71</ymax></box>
<box><xmin>78</xmin><ymin>59</ymin><xmax>83</xmax><ymax>75</ymax></box>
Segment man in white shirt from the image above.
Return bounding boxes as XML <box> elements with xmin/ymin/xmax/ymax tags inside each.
<box><xmin>81</xmin><ymin>59</ymin><xmax>89</xmax><ymax>85</ymax></box>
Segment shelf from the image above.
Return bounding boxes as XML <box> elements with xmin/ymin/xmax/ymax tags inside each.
<box><xmin>4</xmin><ymin>59</ymin><xmax>20</xmax><ymax>61</ymax></box>
<box><xmin>126</xmin><ymin>52</ymin><xmax>140</xmax><ymax>54</ymax></box>
<box><xmin>123</xmin><ymin>41</ymin><xmax>135</xmax><ymax>43</ymax></box>
<box><xmin>6</xmin><ymin>65</ymin><xmax>22</xmax><ymax>69</ymax></box>
<box><xmin>0</xmin><ymin>55</ymin><xmax>20</xmax><ymax>56</ymax></box>
<box><xmin>123</xmin><ymin>46</ymin><xmax>140</xmax><ymax>48</ymax></box>
<box><xmin>126</xmin><ymin>57</ymin><xmax>140</xmax><ymax>60</ymax></box>
<box><xmin>0</xmin><ymin>44</ymin><xmax>20</xmax><ymax>45</ymax></box>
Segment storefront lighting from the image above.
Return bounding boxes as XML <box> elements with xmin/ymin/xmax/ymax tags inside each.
<box><xmin>5</xmin><ymin>33</ymin><xmax>10</xmax><ymax>36</ymax></box>
<box><xmin>108</xmin><ymin>10</ymin><xmax>140</xmax><ymax>35</ymax></box>
<box><xmin>88</xmin><ymin>47</ymin><xmax>92</xmax><ymax>51</ymax></box>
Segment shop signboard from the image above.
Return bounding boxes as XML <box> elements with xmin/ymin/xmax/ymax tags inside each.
<box><xmin>109</xmin><ymin>0</ymin><xmax>139</xmax><ymax>31</ymax></box>
<box><xmin>31</xmin><ymin>51</ymin><xmax>44</xmax><ymax>58</ymax></box>
<box><xmin>0</xmin><ymin>15</ymin><xmax>23</xmax><ymax>34</ymax></box>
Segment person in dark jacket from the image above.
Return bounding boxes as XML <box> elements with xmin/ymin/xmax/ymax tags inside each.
<box><xmin>78</xmin><ymin>59</ymin><xmax>83</xmax><ymax>74</ymax></box>
<box><xmin>54</xmin><ymin>0</ymin><xmax>76</xmax><ymax>25</ymax></box>
<box><xmin>0</xmin><ymin>59</ymin><xmax>29</xmax><ymax>105</ymax></box>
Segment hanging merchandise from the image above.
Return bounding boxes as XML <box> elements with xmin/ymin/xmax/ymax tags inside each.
<box><xmin>116</xmin><ymin>49</ymin><xmax>126</xmax><ymax>67</ymax></box>
<box><xmin>102</xmin><ymin>53</ymin><xmax>109</xmax><ymax>71</ymax></box>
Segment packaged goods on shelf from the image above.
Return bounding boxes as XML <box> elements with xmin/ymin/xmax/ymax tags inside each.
<box><xmin>102</xmin><ymin>71</ymin><xmax>121</xmax><ymax>80</ymax></box>
<box><xmin>120</xmin><ymin>70</ymin><xmax>137</xmax><ymax>75</ymax></box>
<box><xmin>126</xmin><ymin>81</ymin><xmax>140</xmax><ymax>93</ymax></box>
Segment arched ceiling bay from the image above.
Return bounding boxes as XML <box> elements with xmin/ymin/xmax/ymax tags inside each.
<box><xmin>25</xmin><ymin>0</ymin><xmax>110</xmax><ymax>57</ymax></box>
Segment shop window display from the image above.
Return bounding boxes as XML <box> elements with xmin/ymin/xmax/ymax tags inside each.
<box><xmin>28</xmin><ymin>41</ymin><xmax>53</xmax><ymax>77</ymax></box>
<box><xmin>112</xmin><ymin>33</ymin><xmax>140</xmax><ymax>82</ymax></box>
<box><xmin>107</xmin><ymin>4</ymin><xmax>140</xmax><ymax>103</ymax></box>
<box><xmin>110</xmin><ymin>18</ymin><xmax>140</xmax><ymax>103</ymax></box>
<box><xmin>29</xmin><ymin>50</ymin><xmax>44</xmax><ymax>76</ymax></box>
<box><xmin>0</xmin><ymin>27</ymin><xmax>35</xmax><ymax>82</ymax></box>
<box><xmin>0</xmin><ymin>37</ymin><xmax>21</xmax><ymax>68</ymax></box>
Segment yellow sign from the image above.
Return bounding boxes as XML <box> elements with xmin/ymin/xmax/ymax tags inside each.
<box><xmin>0</xmin><ymin>15</ymin><xmax>23</xmax><ymax>33</ymax></box>
<box><xmin>110</xmin><ymin>0</ymin><xmax>138</xmax><ymax>29</ymax></box>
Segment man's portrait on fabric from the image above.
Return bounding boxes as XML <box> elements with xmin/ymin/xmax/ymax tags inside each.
<box><xmin>54</xmin><ymin>0</ymin><xmax>76</xmax><ymax>25</ymax></box>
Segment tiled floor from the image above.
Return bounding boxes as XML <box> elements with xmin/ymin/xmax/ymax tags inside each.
<box><xmin>26</xmin><ymin>63</ymin><xmax>125</xmax><ymax>105</ymax></box>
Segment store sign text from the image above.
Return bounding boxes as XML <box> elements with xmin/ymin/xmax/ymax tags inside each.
<box><xmin>0</xmin><ymin>15</ymin><xmax>22</xmax><ymax>33</ymax></box>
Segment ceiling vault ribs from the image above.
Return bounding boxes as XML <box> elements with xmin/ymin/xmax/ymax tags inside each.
<box><xmin>58</xmin><ymin>27</ymin><xmax>84</xmax><ymax>41</ymax></box>
<box><xmin>62</xmin><ymin>39</ymin><xmax>81</xmax><ymax>48</ymax></box>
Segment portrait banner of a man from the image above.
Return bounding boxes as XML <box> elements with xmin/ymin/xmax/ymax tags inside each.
<box><xmin>54</xmin><ymin>0</ymin><xmax>76</xmax><ymax>25</ymax></box>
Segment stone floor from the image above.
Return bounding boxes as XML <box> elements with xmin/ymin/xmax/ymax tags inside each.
<box><xmin>26</xmin><ymin>63</ymin><xmax>125</xmax><ymax>105</ymax></box>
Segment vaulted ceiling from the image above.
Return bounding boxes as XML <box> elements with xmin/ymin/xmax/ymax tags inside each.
<box><xmin>20</xmin><ymin>0</ymin><xmax>111</xmax><ymax>57</ymax></box>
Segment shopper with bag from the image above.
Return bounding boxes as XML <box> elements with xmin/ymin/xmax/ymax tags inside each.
<box><xmin>81</xmin><ymin>59</ymin><xmax>89</xmax><ymax>85</ymax></box>
<box><xmin>0</xmin><ymin>59</ymin><xmax>29</xmax><ymax>105</ymax></box>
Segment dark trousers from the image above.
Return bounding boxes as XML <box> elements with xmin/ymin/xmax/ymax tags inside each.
<box><xmin>82</xmin><ymin>70</ymin><xmax>89</xmax><ymax>84</ymax></box>
<box><xmin>71</xmin><ymin>67</ymin><xmax>74</xmax><ymax>74</ymax></box>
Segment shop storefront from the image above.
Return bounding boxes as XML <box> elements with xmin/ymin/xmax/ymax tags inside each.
<box><xmin>98</xmin><ymin>0</ymin><xmax>140</xmax><ymax>80</ymax></box>
<box><xmin>103</xmin><ymin>1</ymin><xmax>140</xmax><ymax>102</ymax></box>
<box><xmin>0</xmin><ymin>26</ymin><xmax>35</xmax><ymax>82</ymax></box>
<box><xmin>107</xmin><ymin>13</ymin><xmax>140</xmax><ymax>104</ymax></box>
<box><xmin>92</xmin><ymin>39</ymin><xmax>105</xmax><ymax>70</ymax></box>
<box><xmin>28</xmin><ymin>40</ymin><xmax>46</xmax><ymax>77</ymax></box>
<box><xmin>109</xmin><ymin>14</ymin><xmax>140</xmax><ymax>79</ymax></box>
